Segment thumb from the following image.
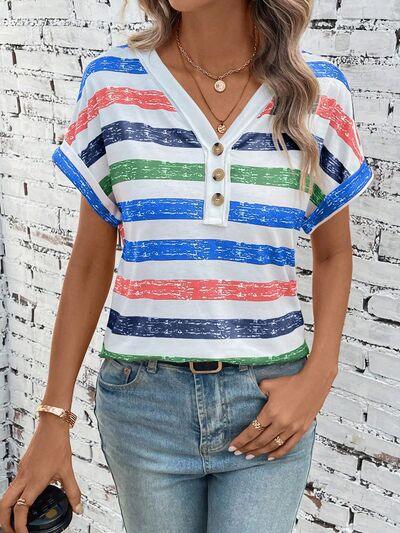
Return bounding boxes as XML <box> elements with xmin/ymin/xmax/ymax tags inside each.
<box><xmin>61</xmin><ymin>469</ymin><xmax>83</xmax><ymax>515</ymax></box>
<box><xmin>258</xmin><ymin>375</ymin><xmax>284</xmax><ymax>394</ymax></box>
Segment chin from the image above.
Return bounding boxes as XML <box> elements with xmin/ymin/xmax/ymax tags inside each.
<box><xmin>168</xmin><ymin>0</ymin><xmax>216</xmax><ymax>12</ymax></box>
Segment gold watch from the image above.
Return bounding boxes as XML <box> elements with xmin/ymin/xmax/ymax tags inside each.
<box><xmin>36</xmin><ymin>404</ymin><xmax>77</xmax><ymax>428</ymax></box>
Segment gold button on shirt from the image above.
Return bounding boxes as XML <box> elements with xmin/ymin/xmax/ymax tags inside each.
<box><xmin>212</xmin><ymin>168</ymin><xmax>225</xmax><ymax>181</ymax></box>
<box><xmin>211</xmin><ymin>192</ymin><xmax>224</xmax><ymax>206</ymax></box>
<box><xmin>212</xmin><ymin>142</ymin><xmax>224</xmax><ymax>156</ymax></box>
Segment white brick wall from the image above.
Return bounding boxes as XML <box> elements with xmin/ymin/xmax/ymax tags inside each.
<box><xmin>0</xmin><ymin>1</ymin><xmax>399</xmax><ymax>531</ymax></box>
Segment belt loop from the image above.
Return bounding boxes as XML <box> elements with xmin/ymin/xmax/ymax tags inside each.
<box><xmin>146</xmin><ymin>360</ymin><xmax>158</xmax><ymax>373</ymax></box>
<box><xmin>239</xmin><ymin>364</ymin><xmax>249</xmax><ymax>372</ymax></box>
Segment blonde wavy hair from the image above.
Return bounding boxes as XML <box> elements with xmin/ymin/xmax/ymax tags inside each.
<box><xmin>120</xmin><ymin>0</ymin><xmax>320</xmax><ymax>193</ymax></box>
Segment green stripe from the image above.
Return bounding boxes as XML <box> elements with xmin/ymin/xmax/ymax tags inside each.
<box><xmin>108</xmin><ymin>159</ymin><xmax>324</xmax><ymax>206</ymax></box>
<box><xmin>231</xmin><ymin>165</ymin><xmax>302</xmax><ymax>188</ymax></box>
<box><xmin>99</xmin><ymin>340</ymin><xmax>310</xmax><ymax>366</ymax></box>
<box><xmin>99</xmin><ymin>174</ymin><xmax>112</xmax><ymax>196</ymax></box>
<box><xmin>110</xmin><ymin>160</ymin><xmax>205</xmax><ymax>185</ymax></box>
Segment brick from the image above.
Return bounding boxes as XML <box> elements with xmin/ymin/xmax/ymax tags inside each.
<box><xmin>353</xmin><ymin>512</ymin><xmax>399</xmax><ymax>532</ymax></box>
<box><xmin>15</xmin><ymin>50</ymin><xmax>81</xmax><ymax>76</ymax></box>
<box><xmin>350</xmin><ymin>30</ymin><xmax>396</xmax><ymax>57</ymax></box>
<box><xmin>0</xmin><ymin>24</ymin><xmax>41</xmax><ymax>45</ymax></box>
<box><xmin>368</xmin><ymin>350</ymin><xmax>400</xmax><ymax>381</ymax></box>
<box><xmin>43</xmin><ymin>25</ymin><xmax>109</xmax><ymax>50</ymax></box>
<box><xmin>379</xmin><ymin>231</ymin><xmax>400</xmax><ymax>261</ymax></box>
<box><xmin>361</xmin><ymin>460</ymin><xmax>400</xmax><ymax>494</ymax></box>
<box><xmin>367</xmin><ymin>405</ymin><xmax>400</xmax><ymax>439</ymax></box>
<box><xmin>339</xmin><ymin>0</ymin><xmax>400</xmax><ymax>19</ymax></box>
<box><xmin>301</xmin><ymin>491</ymin><xmax>350</xmax><ymax>527</ymax></box>
<box><xmin>11</xmin><ymin>0</ymin><xmax>71</xmax><ymax>19</ymax></box>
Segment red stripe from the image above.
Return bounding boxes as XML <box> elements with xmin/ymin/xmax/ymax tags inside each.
<box><xmin>315</xmin><ymin>95</ymin><xmax>363</xmax><ymax>163</ymax></box>
<box><xmin>258</xmin><ymin>94</ymin><xmax>362</xmax><ymax>163</ymax></box>
<box><xmin>114</xmin><ymin>277</ymin><xmax>297</xmax><ymax>301</ymax></box>
<box><xmin>258</xmin><ymin>99</ymin><xmax>275</xmax><ymax>117</ymax></box>
<box><xmin>65</xmin><ymin>87</ymin><xmax>175</xmax><ymax>144</ymax></box>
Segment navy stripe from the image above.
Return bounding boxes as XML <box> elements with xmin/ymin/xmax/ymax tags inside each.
<box><xmin>118</xmin><ymin>198</ymin><xmax>305</xmax><ymax>230</ymax></box>
<box><xmin>80</xmin><ymin>134</ymin><xmax>106</xmax><ymax>168</ymax></box>
<box><xmin>121</xmin><ymin>238</ymin><xmax>295</xmax><ymax>266</ymax></box>
<box><xmin>81</xmin><ymin>123</ymin><xmax>349</xmax><ymax>186</ymax></box>
<box><xmin>52</xmin><ymin>147</ymin><xmax>121</xmax><ymax>227</ymax></box>
<box><xmin>301</xmin><ymin>160</ymin><xmax>372</xmax><ymax>234</ymax></box>
<box><xmin>107</xmin><ymin>309</ymin><xmax>304</xmax><ymax>340</ymax></box>
<box><xmin>78</xmin><ymin>57</ymin><xmax>147</xmax><ymax>100</ymax></box>
<box><xmin>320</xmin><ymin>145</ymin><xmax>349</xmax><ymax>184</ymax></box>
<box><xmin>232</xmin><ymin>132</ymin><xmax>300</xmax><ymax>151</ymax></box>
<box><xmin>102</xmin><ymin>121</ymin><xmax>201</xmax><ymax>149</ymax></box>
<box><xmin>307</xmin><ymin>61</ymin><xmax>350</xmax><ymax>90</ymax></box>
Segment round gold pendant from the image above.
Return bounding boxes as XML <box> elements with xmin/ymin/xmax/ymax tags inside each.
<box><xmin>214</xmin><ymin>79</ymin><xmax>226</xmax><ymax>92</ymax></box>
<box><xmin>217</xmin><ymin>123</ymin><xmax>227</xmax><ymax>134</ymax></box>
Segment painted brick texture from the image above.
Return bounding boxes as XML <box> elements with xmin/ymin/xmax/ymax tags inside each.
<box><xmin>0</xmin><ymin>1</ymin><xmax>399</xmax><ymax>531</ymax></box>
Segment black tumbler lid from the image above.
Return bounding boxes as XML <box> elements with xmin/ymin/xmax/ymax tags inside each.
<box><xmin>11</xmin><ymin>484</ymin><xmax>73</xmax><ymax>532</ymax></box>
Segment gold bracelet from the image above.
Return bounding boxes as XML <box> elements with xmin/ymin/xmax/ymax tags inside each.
<box><xmin>36</xmin><ymin>404</ymin><xmax>77</xmax><ymax>428</ymax></box>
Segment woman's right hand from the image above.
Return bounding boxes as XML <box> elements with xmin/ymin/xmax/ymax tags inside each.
<box><xmin>0</xmin><ymin>412</ymin><xmax>83</xmax><ymax>533</ymax></box>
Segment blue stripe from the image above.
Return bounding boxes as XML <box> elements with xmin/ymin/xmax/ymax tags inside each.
<box><xmin>78</xmin><ymin>56</ymin><xmax>147</xmax><ymax>101</ymax></box>
<box><xmin>107</xmin><ymin>309</ymin><xmax>304</xmax><ymax>340</ymax></box>
<box><xmin>118</xmin><ymin>198</ymin><xmax>305</xmax><ymax>230</ymax></box>
<box><xmin>52</xmin><ymin>147</ymin><xmax>121</xmax><ymax>227</ymax></box>
<box><xmin>301</xmin><ymin>160</ymin><xmax>373</xmax><ymax>234</ymax></box>
<box><xmin>121</xmin><ymin>238</ymin><xmax>295</xmax><ymax>266</ymax></box>
<box><xmin>307</xmin><ymin>61</ymin><xmax>350</xmax><ymax>90</ymax></box>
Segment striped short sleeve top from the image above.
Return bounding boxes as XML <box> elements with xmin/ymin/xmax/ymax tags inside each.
<box><xmin>52</xmin><ymin>43</ymin><xmax>374</xmax><ymax>365</ymax></box>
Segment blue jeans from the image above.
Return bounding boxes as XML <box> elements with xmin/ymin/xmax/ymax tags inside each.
<box><xmin>94</xmin><ymin>356</ymin><xmax>317</xmax><ymax>533</ymax></box>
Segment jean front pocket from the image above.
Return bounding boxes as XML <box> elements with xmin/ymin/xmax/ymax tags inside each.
<box><xmin>98</xmin><ymin>357</ymin><xmax>144</xmax><ymax>392</ymax></box>
<box><xmin>248</xmin><ymin>357</ymin><xmax>308</xmax><ymax>400</ymax></box>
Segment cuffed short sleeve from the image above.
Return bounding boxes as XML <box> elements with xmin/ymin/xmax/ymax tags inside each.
<box><xmin>301</xmin><ymin>72</ymin><xmax>374</xmax><ymax>235</ymax></box>
<box><xmin>52</xmin><ymin>61</ymin><xmax>122</xmax><ymax>227</ymax></box>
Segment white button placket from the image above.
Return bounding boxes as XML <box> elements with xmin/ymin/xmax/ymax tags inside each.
<box><xmin>203</xmin><ymin>141</ymin><xmax>231</xmax><ymax>226</ymax></box>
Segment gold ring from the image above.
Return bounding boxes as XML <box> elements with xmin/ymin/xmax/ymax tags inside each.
<box><xmin>273</xmin><ymin>435</ymin><xmax>284</xmax><ymax>447</ymax></box>
<box><xmin>250</xmin><ymin>418</ymin><xmax>266</xmax><ymax>431</ymax></box>
<box><xmin>16</xmin><ymin>497</ymin><xmax>29</xmax><ymax>506</ymax></box>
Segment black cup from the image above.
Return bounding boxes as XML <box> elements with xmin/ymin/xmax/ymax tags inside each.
<box><xmin>10</xmin><ymin>484</ymin><xmax>73</xmax><ymax>532</ymax></box>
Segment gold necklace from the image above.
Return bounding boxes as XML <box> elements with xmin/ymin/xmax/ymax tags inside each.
<box><xmin>177</xmin><ymin>39</ymin><xmax>253</xmax><ymax>135</ymax></box>
<box><xmin>176</xmin><ymin>21</ymin><xmax>257</xmax><ymax>93</ymax></box>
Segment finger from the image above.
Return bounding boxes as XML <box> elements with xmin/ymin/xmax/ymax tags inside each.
<box><xmin>266</xmin><ymin>432</ymin><xmax>302</xmax><ymax>461</ymax></box>
<box><xmin>61</xmin><ymin>467</ymin><xmax>83</xmax><ymax>515</ymax></box>
<box><xmin>228</xmin><ymin>417</ymin><xmax>272</xmax><ymax>453</ymax></box>
<box><xmin>0</xmin><ymin>477</ymin><xmax>26</xmax><ymax>532</ymax></box>
<box><xmin>240</xmin><ymin>423</ymin><xmax>285</xmax><ymax>454</ymax></box>
<box><xmin>228</xmin><ymin>402</ymin><xmax>273</xmax><ymax>452</ymax></box>
<box><xmin>13</xmin><ymin>488</ymin><xmax>35</xmax><ymax>533</ymax></box>
<box><xmin>243</xmin><ymin>429</ymin><xmax>294</xmax><ymax>457</ymax></box>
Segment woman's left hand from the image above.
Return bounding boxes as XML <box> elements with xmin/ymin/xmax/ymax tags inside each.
<box><xmin>227</xmin><ymin>358</ymin><xmax>337</xmax><ymax>460</ymax></box>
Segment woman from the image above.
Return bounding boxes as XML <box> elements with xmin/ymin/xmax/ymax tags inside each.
<box><xmin>0</xmin><ymin>0</ymin><xmax>374</xmax><ymax>532</ymax></box>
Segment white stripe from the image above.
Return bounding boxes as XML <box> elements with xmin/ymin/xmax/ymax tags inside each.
<box><xmin>102</xmin><ymin>322</ymin><xmax>306</xmax><ymax>359</ymax></box>
<box><xmin>109</xmin><ymin>291</ymin><xmax>301</xmax><ymax>320</ymax></box>
<box><xmin>121</xmin><ymin>219</ymin><xmax>296</xmax><ymax>249</ymax></box>
<box><xmin>116</xmin><ymin>256</ymin><xmax>297</xmax><ymax>283</ymax></box>
<box><xmin>107</xmin><ymin>139</ymin><xmax>204</xmax><ymax>167</ymax></box>
<box><xmin>114</xmin><ymin>177</ymin><xmax>307</xmax><ymax>208</ymax></box>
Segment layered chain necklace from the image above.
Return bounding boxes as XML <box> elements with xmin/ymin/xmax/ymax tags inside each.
<box><xmin>175</xmin><ymin>22</ymin><xmax>258</xmax><ymax>135</ymax></box>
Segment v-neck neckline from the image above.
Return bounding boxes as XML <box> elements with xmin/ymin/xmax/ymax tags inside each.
<box><xmin>136</xmin><ymin>46</ymin><xmax>273</xmax><ymax>150</ymax></box>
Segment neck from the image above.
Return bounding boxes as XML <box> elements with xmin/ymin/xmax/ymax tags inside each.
<box><xmin>176</xmin><ymin>0</ymin><xmax>256</xmax><ymax>72</ymax></box>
